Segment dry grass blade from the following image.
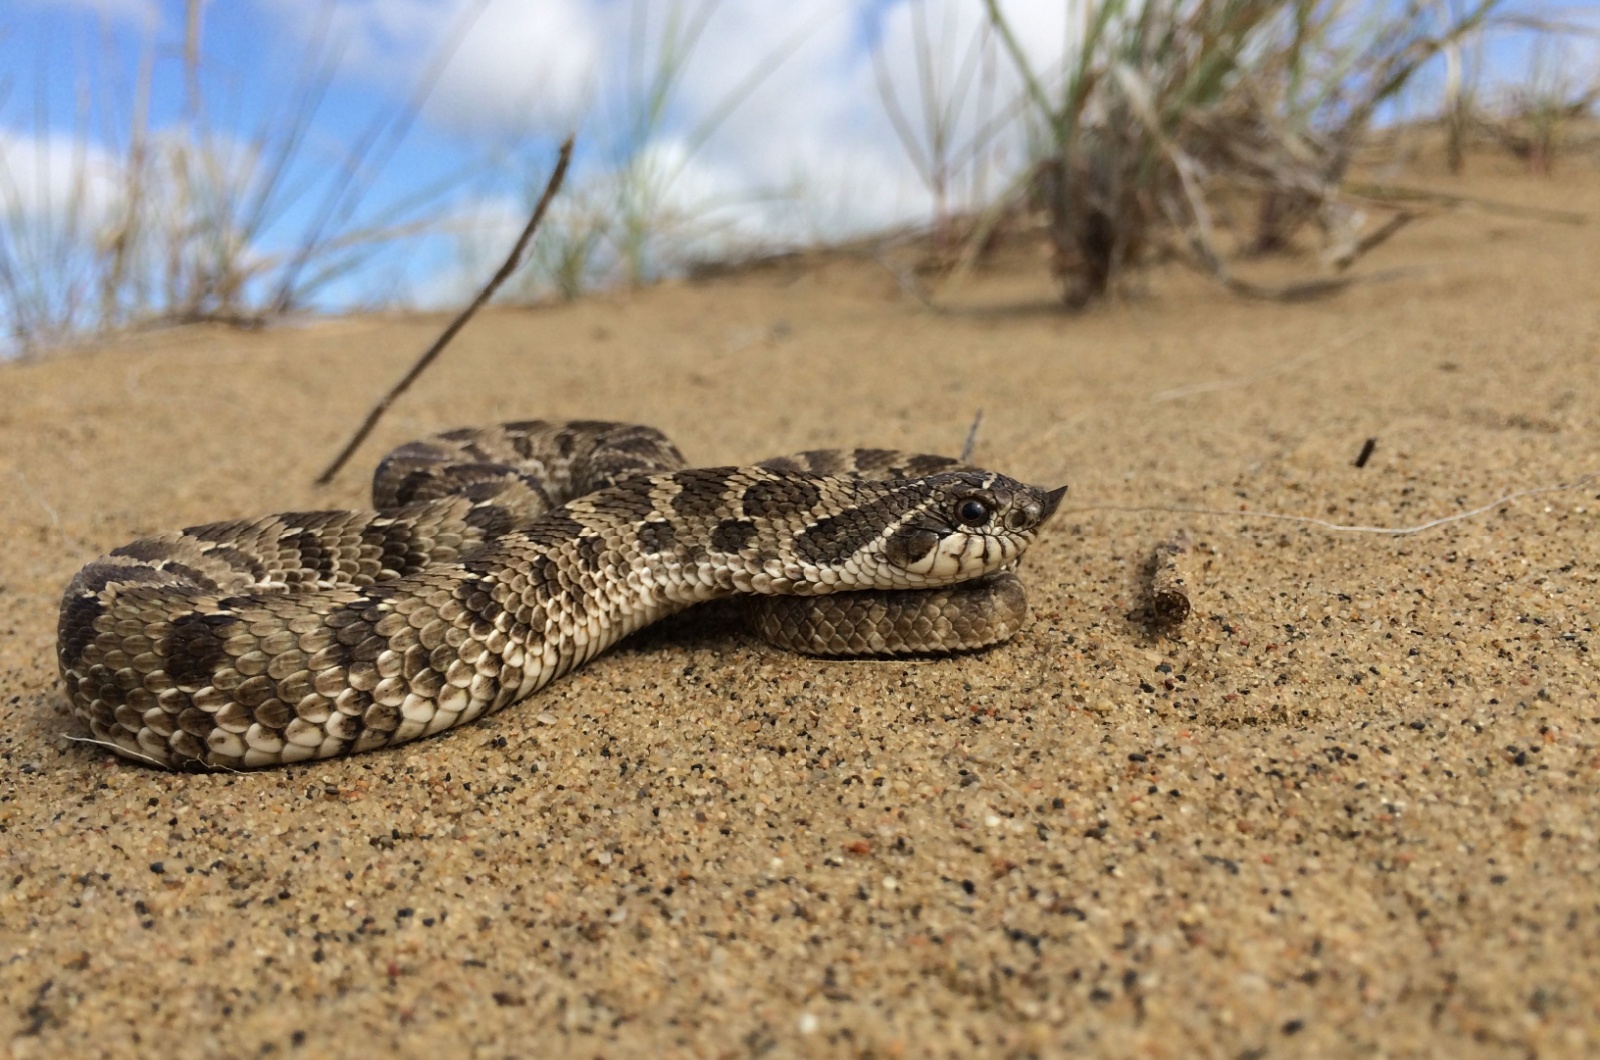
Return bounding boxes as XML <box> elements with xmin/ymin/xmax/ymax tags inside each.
<box><xmin>314</xmin><ymin>137</ymin><xmax>575</xmax><ymax>486</ymax></box>
<box><xmin>268</xmin><ymin>0</ymin><xmax>492</xmax><ymax>315</ymax></box>
<box><xmin>959</xmin><ymin>408</ymin><xmax>984</xmax><ymax>463</ymax></box>
<box><xmin>871</xmin><ymin>1</ymin><xmax>996</xmax><ymax>238</ymax></box>
<box><xmin>0</xmin><ymin>1</ymin><xmax>483</xmax><ymax>354</ymax></box>
<box><xmin>503</xmin><ymin>0</ymin><xmax>823</xmax><ymax>301</ymax></box>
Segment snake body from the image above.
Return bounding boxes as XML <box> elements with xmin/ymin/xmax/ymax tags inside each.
<box><xmin>58</xmin><ymin>421</ymin><xmax>1063</xmax><ymax>770</ymax></box>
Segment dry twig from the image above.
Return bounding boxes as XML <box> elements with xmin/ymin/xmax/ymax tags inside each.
<box><xmin>315</xmin><ymin>137</ymin><xmax>575</xmax><ymax>485</ymax></box>
<box><xmin>1147</xmin><ymin>532</ymin><xmax>1193</xmax><ymax>627</ymax></box>
<box><xmin>959</xmin><ymin>409</ymin><xmax>985</xmax><ymax>463</ymax></box>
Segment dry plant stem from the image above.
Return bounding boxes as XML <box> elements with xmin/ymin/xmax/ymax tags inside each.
<box><xmin>959</xmin><ymin>409</ymin><xmax>985</xmax><ymax>464</ymax></box>
<box><xmin>1148</xmin><ymin>532</ymin><xmax>1192</xmax><ymax>627</ymax></box>
<box><xmin>1175</xmin><ymin>219</ymin><xmax>1357</xmax><ymax>301</ymax></box>
<box><xmin>1346</xmin><ymin>182</ymin><xmax>1587</xmax><ymax>225</ymax></box>
<box><xmin>1172</xmin><ymin>225</ymin><xmax>1424</xmax><ymax>302</ymax></box>
<box><xmin>1159</xmin><ymin>118</ymin><xmax>1413</xmax><ymax>298</ymax></box>
<box><xmin>314</xmin><ymin>136</ymin><xmax>575</xmax><ymax>486</ymax></box>
<box><xmin>10</xmin><ymin>469</ymin><xmax>60</xmax><ymax>529</ymax></box>
<box><xmin>1333</xmin><ymin>211</ymin><xmax>1416</xmax><ymax>271</ymax></box>
<box><xmin>1214</xmin><ymin>265</ymin><xmax>1428</xmax><ymax>303</ymax></box>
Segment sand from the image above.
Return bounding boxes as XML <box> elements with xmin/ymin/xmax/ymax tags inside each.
<box><xmin>2</xmin><ymin>152</ymin><xmax>1597</xmax><ymax>1058</ymax></box>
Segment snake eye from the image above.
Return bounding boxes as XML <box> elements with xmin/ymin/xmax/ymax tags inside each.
<box><xmin>956</xmin><ymin>498</ymin><xmax>991</xmax><ymax>526</ymax></box>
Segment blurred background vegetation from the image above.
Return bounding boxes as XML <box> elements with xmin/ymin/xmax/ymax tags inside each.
<box><xmin>1</xmin><ymin>0</ymin><xmax>1596</xmax><ymax>356</ymax></box>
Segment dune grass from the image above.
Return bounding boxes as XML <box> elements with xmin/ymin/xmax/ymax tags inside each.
<box><xmin>485</xmin><ymin>0</ymin><xmax>825</xmax><ymax>303</ymax></box>
<box><xmin>967</xmin><ymin>0</ymin><xmax>1510</xmax><ymax>306</ymax></box>
<box><xmin>0</xmin><ymin>0</ymin><xmax>479</xmax><ymax>355</ymax></box>
<box><xmin>869</xmin><ymin>1</ymin><xmax>1590</xmax><ymax>307</ymax></box>
<box><xmin>3</xmin><ymin>1</ymin><xmax>1593</xmax><ymax>351</ymax></box>
<box><xmin>1471</xmin><ymin>34</ymin><xmax>1600</xmax><ymax>173</ymax></box>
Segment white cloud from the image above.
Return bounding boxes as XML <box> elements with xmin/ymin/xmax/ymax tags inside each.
<box><xmin>417</xmin><ymin>0</ymin><xmax>607</xmax><ymax>135</ymax></box>
<box><xmin>252</xmin><ymin>0</ymin><xmax>1084</xmax><ymax>290</ymax></box>
<box><xmin>0</xmin><ymin>126</ymin><xmax>123</xmax><ymax>222</ymax></box>
<box><xmin>259</xmin><ymin>0</ymin><xmax>605</xmax><ymax>135</ymax></box>
<box><xmin>0</xmin><ymin>126</ymin><xmax>128</xmax><ymax>348</ymax></box>
<box><xmin>252</xmin><ymin>1</ymin><xmax>1068</xmax><ymax>234</ymax></box>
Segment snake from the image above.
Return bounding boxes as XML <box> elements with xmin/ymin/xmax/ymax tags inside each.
<box><xmin>57</xmin><ymin>421</ymin><xmax>1065</xmax><ymax>771</ymax></box>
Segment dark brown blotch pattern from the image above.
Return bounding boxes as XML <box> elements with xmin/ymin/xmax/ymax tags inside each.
<box><xmin>638</xmin><ymin>520</ymin><xmax>676</xmax><ymax>554</ymax></box>
<box><xmin>285</xmin><ymin>529</ymin><xmax>339</xmax><ymax>578</ymax></box>
<box><xmin>575</xmin><ymin>533</ymin><xmax>607</xmax><ymax>574</ymax></box>
<box><xmin>670</xmin><ymin>468</ymin><xmax>738</xmax><ymax>520</ymax></box>
<box><xmin>58</xmin><ymin>423</ymin><xmax>1052</xmax><ymax>769</ymax></box>
<box><xmin>58</xmin><ymin>593</ymin><xmax>107</xmax><ymax>666</ymax></box>
<box><xmin>521</xmin><ymin>510</ymin><xmax>587</xmax><ymax>550</ymax></box>
<box><xmin>711</xmin><ymin>519</ymin><xmax>758</xmax><ymax>554</ymax></box>
<box><xmin>110</xmin><ymin>538</ymin><xmax>184</xmax><ymax>563</ymax></box>
<box><xmin>463</xmin><ymin>503</ymin><xmax>516</xmax><ymax>538</ymax></box>
<box><xmin>165</xmin><ymin>611</ymin><xmax>242</xmax><ymax>687</ymax></box>
<box><xmin>594</xmin><ymin>476</ymin><xmax>659</xmax><ymax>523</ymax></box>
<box><xmin>794</xmin><ymin>507</ymin><xmax>890</xmax><ymax>567</ymax></box>
<box><xmin>455</xmin><ymin>569</ymin><xmax>505</xmax><ymax>625</ymax></box>
<box><xmin>198</xmin><ymin>545</ymin><xmax>267</xmax><ymax>583</ymax></box>
<box><xmin>742</xmin><ymin>477</ymin><xmax>822</xmax><ymax>520</ymax></box>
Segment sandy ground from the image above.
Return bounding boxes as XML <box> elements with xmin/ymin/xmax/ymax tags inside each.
<box><xmin>2</xmin><ymin>152</ymin><xmax>1598</xmax><ymax>1058</ymax></box>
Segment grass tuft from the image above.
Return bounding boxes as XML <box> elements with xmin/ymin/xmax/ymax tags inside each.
<box><xmin>972</xmin><ymin>0</ymin><xmax>1511</xmax><ymax>307</ymax></box>
<box><xmin>0</xmin><ymin>0</ymin><xmax>480</xmax><ymax>355</ymax></box>
<box><xmin>483</xmin><ymin>0</ymin><xmax>822</xmax><ymax>303</ymax></box>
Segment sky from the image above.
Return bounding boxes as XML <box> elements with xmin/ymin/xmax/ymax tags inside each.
<box><xmin>1</xmin><ymin>0</ymin><xmax>1595</xmax><ymax>326</ymax></box>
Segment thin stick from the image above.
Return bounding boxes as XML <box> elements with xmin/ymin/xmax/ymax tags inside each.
<box><xmin>959</xmin><ymin>408</ymin><xmax>985</xmax><ymax>463</ymax></box>
<box><xmin>315</xmin><ymin>136</ymin><xmax>575</xmax><ymax>486</ymax></box>
<box><xmin>1333</xmin><ymin>210</ymin><xmax>1415</xmax><ymax>271</ymax></box>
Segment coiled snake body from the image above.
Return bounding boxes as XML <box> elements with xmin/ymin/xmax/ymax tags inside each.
<box><xmin>58</xmin><ymin>421</ymin><xmax>1064</xmax><ymax>770</ymax></box>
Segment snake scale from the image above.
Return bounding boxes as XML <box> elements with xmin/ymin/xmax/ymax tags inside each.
<box><xmin>58</xmin><ymin>421</ymin><xmax>1064</xmax><ymax>771</ymax></box>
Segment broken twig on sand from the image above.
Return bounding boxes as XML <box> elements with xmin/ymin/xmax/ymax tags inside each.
<box><xmin>1148</xmin><ymin>532</ymin><xmax>1193</xmax><ymax>628</ymax></box>
<box><xmin>315</xmin><ymin>136</ymin><xmax>576</xmax><ymax>485</ymax></box>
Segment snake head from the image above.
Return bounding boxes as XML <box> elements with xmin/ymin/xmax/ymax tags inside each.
<box><xmin>879</xmin><ymin>471</ymin><xmax>1065</xmax><ymax>585</ymax></box>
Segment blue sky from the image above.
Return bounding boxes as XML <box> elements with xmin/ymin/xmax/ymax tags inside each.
<box><xmin>2</xmin><ymin>0</ymin><xmax>1595</xmax><ymax>325</ymax></box>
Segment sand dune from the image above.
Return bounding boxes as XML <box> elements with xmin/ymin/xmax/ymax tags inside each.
<box><xmin>2</xmin><ymin>154</ymin><xmax>1597</xmax><ymax>1057</ymax></box>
